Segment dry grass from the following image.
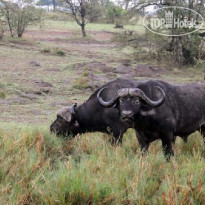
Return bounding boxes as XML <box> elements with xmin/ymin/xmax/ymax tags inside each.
<box><xmin>0</xmin><ymin>125</ymin><xmax>204</xmax><ymax>204</ymax></box>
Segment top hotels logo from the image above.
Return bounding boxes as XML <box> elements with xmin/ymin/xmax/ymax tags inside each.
<box><xmin>143</xmin><ymin>6</ymin><xmax>204</xmax><ymax>36</ymax></box>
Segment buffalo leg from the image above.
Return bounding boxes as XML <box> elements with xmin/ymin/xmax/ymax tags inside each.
<box><xmin>107</xmin><ymin>125</ymin><xmax>125</xmax><ymax>146</ymax></box>
<box><xmin>179</xmin><ymin>135</ymin><xmax>188</xmax><ymax>143</ymax></box>
<box><xmin>111</xmin><ymin>128</ymin><xmax>125</xmax><ymax>145</ymax></box>
<box><xmin>111</xmin><ymin>135</ymin><xmax>123</xmax><ymax>145</ymax></box>
<box><xmin>135</xmin><ymin>130</ymin><xmax>149</xmax><ymax>154</ymax></box>
<box><xmin>201</xmin><ymin>125</ymin><xmax>205</xmax><ymax>144</ymax></box>
<box><xmin>162</xmin><ymin>138</ymin><xmax>174</xmax><ymax>161</ymax></box>
<box><xmin>162</xmin><ymin>132</ymin><xmax>175</xmax><ymax>160</ymax></box>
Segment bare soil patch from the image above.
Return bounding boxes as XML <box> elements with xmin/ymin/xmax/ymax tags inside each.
<box><xmin>134</xmin><ymin>64</ymin><xmax>165</xmax><ymax>77</ymax></box>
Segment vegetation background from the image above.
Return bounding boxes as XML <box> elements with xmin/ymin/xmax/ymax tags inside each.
<box><xmin>0</xmin><ymin>0</ymin><xmax>205</xmax><ymax>204</ymax></box>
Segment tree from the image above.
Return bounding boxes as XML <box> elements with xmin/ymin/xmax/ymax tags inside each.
<box><xmin>64</xmin><ymin>0</ymin><xmax>90</xmax><ymax>37</ymax></box>
<box><xmin>37</xmin><ymin>0</ymin><xmax>59</xmax><ymax>10</ymax></box>
<box><xmin>86</xmin><ymin>0</ymin><xmax>103</xmax><ymax>22</ymax></box>
<box><xmin>0</xmin><ymin>9</ymin><xmax>5</xmax><ymax>40</ymax></box>
<box><xmin>0</xmin><ymin>1</ymin><xmax>17</xmax><ymax>37</ymax></box>
<box><xmin>107</xmin><ymin>3</ymin><xmax>126</xmax><ymax>27</ymax></box>
<box><xmin>126</xmin><ymin>0</ymin><xmax>205</xmax><ymax>66</ymax></box>
<box><xmin>16</xmin><ymin>6</ymin><xmax>44</xmax><ymax>37</ymax></box>
<box><xmin>52</xmin><ymin>0</ymin><xmax>57</xmax><ymax>10</ymax></box>
<box><xmin>0</xmin><ymin>0</ymin><xmax>44</xmax><ymax>38</ymax></box>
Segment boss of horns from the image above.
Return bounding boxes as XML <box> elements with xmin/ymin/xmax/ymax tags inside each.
<box><xmin>97</xmin><ymin>87</ymin><xmax>166</xmax><ymax>107</ymax></box>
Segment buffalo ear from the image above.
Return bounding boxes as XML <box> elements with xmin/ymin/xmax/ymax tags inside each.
<box><xmin>57</xmin><ymin>107</ymin><xmax>73</xmax><ymax>122</ymax></box>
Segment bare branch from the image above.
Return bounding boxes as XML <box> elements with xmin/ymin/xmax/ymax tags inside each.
<box><xmin>130</xmin><ymin>0</ymin><xmax>171</xmax><ymax>11</ymax></box>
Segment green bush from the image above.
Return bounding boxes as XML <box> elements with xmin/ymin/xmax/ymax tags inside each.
<box><xmin>0</xmin><ymin>91</ymin><xmax>6</xmax><ymax>99</ymax></box>
<box><xmin>72</xmin><ymin>77</ymin><xmax>89</xmax><ymax>89</ymax></box>
<box><xmin>56</xmin><ymin>49</ymin><xmax>65</xmax><ymax>56</ymax></box>
<box><xmin>41</xmin><ymin>48</ymin><xmax>51</xmax><ymax>53</ymax></box>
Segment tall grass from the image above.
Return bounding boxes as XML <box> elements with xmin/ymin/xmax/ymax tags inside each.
<box><xmin>0</xmin><ymin>125</ymin><xmax>204</xmax><ymax>204</ymax></box>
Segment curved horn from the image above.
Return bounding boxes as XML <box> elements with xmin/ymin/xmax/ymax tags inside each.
<box><xmin>97</xmin><ymin>87</ymin><xmax>119</xmax><ymax>108</ymax></box>
<box><xmin>130</xmin><ymin>86</ymin><xmax>165</xmax><ymax>107</ymax></box>
<box><xmin>71</xmin><ymin>103</ymin><xmax>77</xmax><ymax>116</ymax></box>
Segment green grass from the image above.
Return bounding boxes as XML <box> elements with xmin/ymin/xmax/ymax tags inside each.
<box><xmin>40</xmin><ymin>20</ymin><xmax>145</xmax><ymax>33</ymax></box>
<box><xmin>0</xmin><ymin>125</ymin><xmax>204</xmax><ymax>204</ymax></box>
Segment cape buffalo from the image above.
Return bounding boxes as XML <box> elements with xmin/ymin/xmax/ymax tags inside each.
<box><xmin>50</xmin><ymin>79</ymin><xmax>140</xmax><ymax>144</ymax></box>
<box><xmin>97</xmin><ymin>80</ymin><xmax>205</xmax><ymax>159</ymax></box>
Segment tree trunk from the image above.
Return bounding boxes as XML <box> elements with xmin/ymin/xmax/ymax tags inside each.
<box><xmin>125</xmin><ymin>0</ymin><xmax>129</xmax><ymax>10</ymax></box>
<box><xmin>52</xmin><ymin>0</ymin><xmax>56</xmax><ymax>11</ymax></box>
<box><xmin>188</xmin><ymin>0</ymin><xmax>194</xmax><ymax>21</ymax></box>
<box><xmin>81</xmin><ymin>23</ymin><xmax>86</xmax><ymax>37</ymax></box>
<box><xmin>8</xmin><ymin>21</ymin><xmax>13</xmax><ymax>37</ymax></box>
<box><xmin>6</xmin><ymin>10</ymin><xmax>13</xmax><ymax>37</ymax></box>
<box><xmin>80</xmin><ymin>5</ymin><xmax>86</xmax><ymax>37</ymax></box>
<box><xmin>18</xmin><ymin>32</ymin><xmax>23</xmax><ymax>37</ymax></box>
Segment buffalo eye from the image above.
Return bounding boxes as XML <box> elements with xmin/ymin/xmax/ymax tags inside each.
<box><xmin>57</xmin><ymin>116</ymin><xmax>66</xmax><ymax>123</ymax></box>
<box><xmin>133</xmin><ymin>99</ymin><xmax>140</xmax><ymax>105</ymax></box>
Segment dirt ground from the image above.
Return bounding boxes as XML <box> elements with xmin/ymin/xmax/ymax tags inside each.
<box><xmin>0</xmin><ymin>21</ymin><xmax>204</xmax><ymax>125</ymax></box>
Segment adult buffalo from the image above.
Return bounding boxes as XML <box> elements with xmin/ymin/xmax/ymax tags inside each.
<box><xmin>97</xmin><ymin>80</ymin><xmax>205</xmax><ymax>159</ymax></box>
<box><xmin>50</xmin><ymin>79</ymin><xmax>140</xmax><ymax>144</ymax></box>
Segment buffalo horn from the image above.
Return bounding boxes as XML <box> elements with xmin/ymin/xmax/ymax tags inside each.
<box><xmin>97</xmin><ymin>87</ymin><xmax>120</xmax><ymax>107</ymax></box>
<box><xmin>129</xmin><ymin>86</ymin><xmax>165</xmax><ymax>107</ymax></box>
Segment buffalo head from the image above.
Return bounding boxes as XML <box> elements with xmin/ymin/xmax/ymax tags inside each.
<box><xmin>97</xmin><ymin>86</ymin><xmax>165</xmax><ymax>123</ymax></box>
<box><xmin>50</xmin><ymin>103</ymin><xmax>80</xmax><ymax>137</ymax></box>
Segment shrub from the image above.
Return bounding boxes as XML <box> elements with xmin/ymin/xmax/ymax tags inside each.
<box><xmin>81</xmin><ymin>69</ymin><xmax>89</xmax><ymax>77</ymax></box>
<box><xmin>55</xmin><ymin>49</ymin><xmax>65</xmax><ymax>56</ymax></box>
<box><xmin>72</xmin><ymin>77</ymin><xmax>89</xmax><ymax>89</ymax></box>
<box><xmin>0</xmin><ymin>91</ymin><xmax>6</xmax><ymax>99</ymax></box>
<box><xmin>1</xmin><ymin>1</ymin><xmax>44</xmax><ymax>38</ymax></box>
<box><xmin>41</xmin><ymin>48</ymin><xmax>51</xmax><ymax>53</ymax></box>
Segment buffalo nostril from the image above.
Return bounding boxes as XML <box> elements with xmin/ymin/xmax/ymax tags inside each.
<box><xmin>121</xmin><ymin>111</ymin><xmax>133</xmax><ymax>118</ymax></box>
